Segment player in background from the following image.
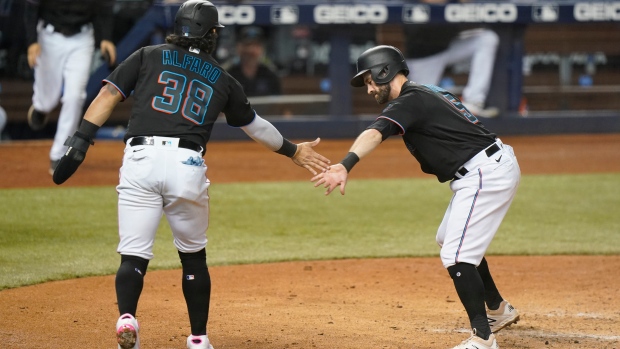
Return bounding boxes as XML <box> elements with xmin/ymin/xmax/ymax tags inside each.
<box><xmin>312</xmin><ymin>45</ymin><xmax>520</xmax><ymax>349</ymax></box>
<box><xmin>226</xmin><ymin>26</ymin><xmax>282</xmax><ymax>97</ymax></box>
<box><xmin>52</xmin><ymin>1</ymin><xmax>330</xmax><ymax>349</ymax></box>
<box><xmin>24</xmin><ymin>0</ymin><xmax>117</xmax><ymax>174</ymax></box>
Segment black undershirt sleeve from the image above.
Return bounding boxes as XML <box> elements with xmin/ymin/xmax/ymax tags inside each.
<box><xmin>366</xmin><ymin>118</ymin><xmax>401</xmax><ymax>141</ymax></box>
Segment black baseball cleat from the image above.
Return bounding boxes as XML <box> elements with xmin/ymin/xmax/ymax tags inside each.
<box><xmin>27</xmin><ymin>105</ymin><xmax>49</xmax><ymax>131</ymax></box>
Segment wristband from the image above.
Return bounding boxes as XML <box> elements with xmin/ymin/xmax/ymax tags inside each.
<box><xmin>275</xmin><ymin>138</ymin><xmax>298</xmax><ymax>158</ymax></box>
<box><xmin>340</xmin><ymin>152</ymin><xmax>359</xmax><ymax>173</ymax></box>
<box><xmin>77</xmin><ymin>119</ymin><xmax>100</xmax><ymax>141</ymax></box>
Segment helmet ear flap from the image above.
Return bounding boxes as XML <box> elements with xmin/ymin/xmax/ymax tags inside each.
<box><xmin>377</xmin><ymin>65</ymin><xmax>390</xmax><ymax>80</ymax></box>
<box><xmin>371</xmin><ymin>64</ymin><xmax>391</xmax><ymax>84</ymax></box>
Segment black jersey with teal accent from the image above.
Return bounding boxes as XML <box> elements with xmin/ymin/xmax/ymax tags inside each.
<box><xmin>369</xmin><ymin>82</ymin><xmax>496</xmax><ymax>182</ymax></box>
<box><xmin>104</xmin><ymin>43</ymin><xmax>255</xmax><ymax>148</ymax></box>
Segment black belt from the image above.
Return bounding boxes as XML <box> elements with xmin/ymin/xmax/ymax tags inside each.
<box><xmin>129</xmin><ymin>136</ymin><xmax>204</xmax><ymax>155</ymax></box>
<box><xmin>455</xmin><ymin>143</ymin><xmax>501</xmax><ymax>179</ymax></box>
<box><xmin>44</xmin><ymin>22</ymin><xmax>83</xmax><ymax>37</ymax></box>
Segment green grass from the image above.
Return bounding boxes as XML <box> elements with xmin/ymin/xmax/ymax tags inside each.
<box><xmin>1</xmin><ymin>173</ymin><xmax>619</xmax><ymax>290</ymax></box>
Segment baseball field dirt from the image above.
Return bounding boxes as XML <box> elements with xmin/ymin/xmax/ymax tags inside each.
<box><xmin>1</xmin><ymin>134</ymin><xmax>619</xmax><ymax>349</ymax></box>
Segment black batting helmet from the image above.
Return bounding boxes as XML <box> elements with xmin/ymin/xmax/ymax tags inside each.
<box><xmin>350</xmin><ymin>45</ymin><xmax>409</xmax><ymax>87</ymax></box>
<box><xmin>174</xmin><ymin>0</ymin><xmax>224</xmax><ymax>39</ymax></box>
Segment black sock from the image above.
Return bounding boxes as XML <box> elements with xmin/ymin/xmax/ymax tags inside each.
<box><xmin>179</xmin><ymin>248</ymin><xmax>211</xmax><ymax>336</ymax></box>
<box><xmin>447</xmin><ymin>263</ymin><xmax>492</xmax><ymax>340</ymax></box>
<box><xmin>115</xmin><ymin>255</ymin><xmax>149</xmax><ymax>316</ymax></box>
<box><xmin>477</xmin><ymin>257</ymin><xmax>504</xmax><ymax>310</ymax></box>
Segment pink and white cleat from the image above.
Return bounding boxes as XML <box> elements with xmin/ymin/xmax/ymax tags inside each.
<box><xmin>116</xmin><ymin>313</ymin><xmax>140</xmax><ymax>349</ymax></box>
<box><xmin>187</xmin><ymin>334</ymin><xmax>214</xmax><ymax>349</ymax></box>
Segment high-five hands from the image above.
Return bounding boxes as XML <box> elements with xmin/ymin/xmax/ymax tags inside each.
<box><xmin>292</xmin><ymin>138</ymin><xmax>331</xmax><ymax>175</ymax></box>
<box><xmin>311</xmin><ymin>163</ymin><xmax>349</xmax><ymax>195</ymax></box>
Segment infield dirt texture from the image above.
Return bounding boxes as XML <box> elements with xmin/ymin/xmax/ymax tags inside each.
<box><xmin>1</xmin><ymin>134</ymin><xmax>619</xmax><ymax>348</ymax></box>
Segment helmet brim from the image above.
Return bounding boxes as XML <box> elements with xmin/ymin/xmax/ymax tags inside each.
<box><xmin>350</xmin><ymin>69</ymin><xmax>369</xmax><ymax>87</ymax></box>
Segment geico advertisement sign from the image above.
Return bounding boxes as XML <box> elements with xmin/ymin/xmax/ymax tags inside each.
<box><xmin>445</xmin><ymin>3</ymin><xmax>518</xmax><ymax>22</ymax></box>
<box><xmin>574</xmin><ymin>2</ymin><xmax>620</xmax><ymax>21</ymax></box>
<box><xmin>218</xmin><ymin>6</ymin><xmax>255</xmax><ymax>25</ymax></box>
<box><xmin>314</xmin><ymin>5</ymin><xmax>388</xmax><ymax>24</ymax></box>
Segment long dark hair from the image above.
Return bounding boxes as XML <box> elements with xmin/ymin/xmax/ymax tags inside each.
<box><xmin>165</xmin><ymin>30</ymin><xmax>218</xmax><ymax>54</ymax></box>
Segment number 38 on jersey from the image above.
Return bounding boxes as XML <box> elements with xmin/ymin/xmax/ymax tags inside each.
<box><xmin>151</xmin><ymin>50</ymin><xmax>222</xmax><ymax>125</ymax></box>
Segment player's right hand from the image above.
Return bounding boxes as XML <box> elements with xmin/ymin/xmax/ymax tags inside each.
<box><xmin>53</xmin><ymin>132</ymin><xmax>94</xmax><ymax>185</ymax></box>
<box><xmin>27</xmin><ymin>43</ymin><xmax>41</xmax><ymax>68</ymax></box>
<box><xmin>311</xmin><ymin>163</ymin><xmax>348</xmax><ymax>196</ymax></box>
<box><xmin>292</xmin><ymin>138</ymin><xmax>331</xmax><ymax>175</ymax></box>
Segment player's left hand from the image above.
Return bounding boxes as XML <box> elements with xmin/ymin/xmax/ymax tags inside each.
<box><xmin>311</xmin><ymin>163</ymin><xmax>348</xmax><ymax>195</ymax></box>
<box><xmin>292</xmin><ymin>138</ymin><xmax>331</xmax><ymax>175</ymax></box>
<box><xmin>100</xmin><ymin>40</ymin><xmax>117</xmax><ymax>66</ymax></box>
<box><xmin>52</xmin><ymin>131</ymin><xmax>94</xmax><ymax>185</ymax></box>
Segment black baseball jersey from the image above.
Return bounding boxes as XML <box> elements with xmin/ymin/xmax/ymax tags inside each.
<box><xmin>104</xmin><ymin>43</ymin><xmax>256</xmax><ymax>149</ymax></box>
<box><xmin>24</xmin><ymin>0</ymin><xmax>114</xmax><ymax>46</ymax></box>
<box><xmin>370</xmin><ymin>82</ymin><xmax>496</xmax><ymax>182</ymax></box>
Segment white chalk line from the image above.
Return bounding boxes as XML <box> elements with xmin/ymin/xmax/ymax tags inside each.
<box><xmin>432</xmin><ymin>328</ymin><xmax>620</xmax><ymax>341</ymax></box>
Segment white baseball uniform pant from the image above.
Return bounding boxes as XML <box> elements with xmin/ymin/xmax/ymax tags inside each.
<box><xmin>436</xmin><ymin>139</ymin><xmax>520</xmax><ymax>268</ymax></box>
<box><xmin>117</xmin><ymin>137</ymin><xmax>210</xmax><ymax>260</ymax></box>
<box><xmin>406</xmin><ymin>28</ymin><xmax>499</xmax><ymax>105</ymax></box>
<box><xmin>32</xmin><ymin>22</ymin><xmax>94</xmax><ymax>161</ymax></box>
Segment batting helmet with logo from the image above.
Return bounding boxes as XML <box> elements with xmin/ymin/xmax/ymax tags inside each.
<box><xmin>174</xmin><ymin>0</ymin><xmax>224</xmax><ymax>39</ymax></box>
<box><xmin>350</xmin><ymin>45</ymin><xmax>409</xmax><ymax>87</ymax></box>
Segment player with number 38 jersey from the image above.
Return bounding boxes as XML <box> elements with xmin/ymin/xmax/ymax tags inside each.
<box><xmin>51</xmin><ymin>2</ymin><xmax>329</xmax><ymax>349</ymax></box>
<box><xmin>105</xmin><ymin>43</ymin><xmax>254</xmax><ymax>148</ymax></box>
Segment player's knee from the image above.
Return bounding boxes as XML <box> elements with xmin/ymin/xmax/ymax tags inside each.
<box><xmin>60</xmin><ymin>91</ymin><xmax>86</xmax><ymax>105</ymax></box>
<box><xmin>480</xmin><ymin>30</ymin><xmax>499</xmax><ymax>48</ymax></box>
<box><xmin>179</xmin><ymin>248</ymin><xmax>206</xmax><ymax>260</ymax></box>
<box><xmin>179</xmin><ymin>248</ymin><xmax>208</xmax><ymax>275</ymax></box>
<box><xmin>447</xmin><ymin>262</ymin><xmax>477</xmax><ymax>279</ymax></box>
<box><xmin>179</xmin><ymin>248</ymin><xmax>206</xmax><ymax>264</ymax></box>
<box><xmin>120</xmin><ymin>254</ymin><xmax>149</xmax><ymax>277</ymax></box>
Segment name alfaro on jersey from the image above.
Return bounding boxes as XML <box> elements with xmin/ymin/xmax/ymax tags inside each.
<box><xmin>162</xmin><ymin>49</ymin><xmax>221</xmax><ymax>83</ymax></box>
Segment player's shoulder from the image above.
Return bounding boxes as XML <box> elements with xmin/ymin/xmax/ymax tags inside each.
<box><xmin>140</xmin><ymin>43</ymin><xmax>173</xmax><ymax>55</ymax></box>
<box><xmin>401</xmin><ymin>81</ymin><xmax>430</xmax><ymax>94</ymax></box>
<box><xmin>394</xmin><ymin>82</ymin><xmax>426</xmax><ymax>102</ymax></box>
<box><xmin>401</xmin><ymin>82</ymin><xmax>447</xmax><ymax>102</ymax></box>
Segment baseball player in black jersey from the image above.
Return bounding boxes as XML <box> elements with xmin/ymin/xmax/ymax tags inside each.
<box><xmin>312</xmin><ymin>46</ymin><xmax>520</xmax><ymax>349</ymax></box>
<box><xmin>51</xmin><ymin>1</ymin><xmax>329</xmax><ymax>349</ymax></box>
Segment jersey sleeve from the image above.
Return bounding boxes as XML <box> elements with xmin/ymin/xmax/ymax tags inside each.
<box><xmin>367</xmin><ymin>117</ymin><xmax>402</xmax><ymax>140</ymax></box>
<box><xmin>222</xmin><ymin>78</ymin><xmax>256</xmax><ymax>127</ymax></box>
<box><xmin>102</xmin><ymin>48</ymin><xmax>143</xmax><ymax>100</ymax></box>
<box><xmin>378</xmin><ymin>95</ymin><xmax>421</xmax><ymax>134</ymax></box>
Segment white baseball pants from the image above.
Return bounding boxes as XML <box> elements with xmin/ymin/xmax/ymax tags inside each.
<box><xmin>436</xmin><ymin>140</ymin><xmax>520</xmax><ymax>268</ymax></box>
<box><xmin>32</xmin><ymin>22</ymin><xmax>94</xmax><ymax>161</ymax></box>
<box><xmin>406</xmin><ymin>28</ymin><xmax>499</xmax><ymax>105</ymax></box>
<box><xmin>116</xmin><ymin>137</ymin><xmax>210</xmax><ymax>260</ymax></box>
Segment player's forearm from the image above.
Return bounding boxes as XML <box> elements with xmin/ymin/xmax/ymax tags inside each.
<box><xmin>349</xmin><ymin>129</ymin><xmax>383</xmax><ymax>159</ymax></box>
<box><xmin>241</xmin><ymin>114</ymin><xmax>297</xmax><ymax>157</ymax></box>
<box><xmin>339</xmin><ymin>129</ymin><xmax>383</xmax><ymax>172</ymax></box>
<box><xmin>83</xmin><ymin>85</ymin><xmax>122</xmax><ymax>127</ymax></box>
